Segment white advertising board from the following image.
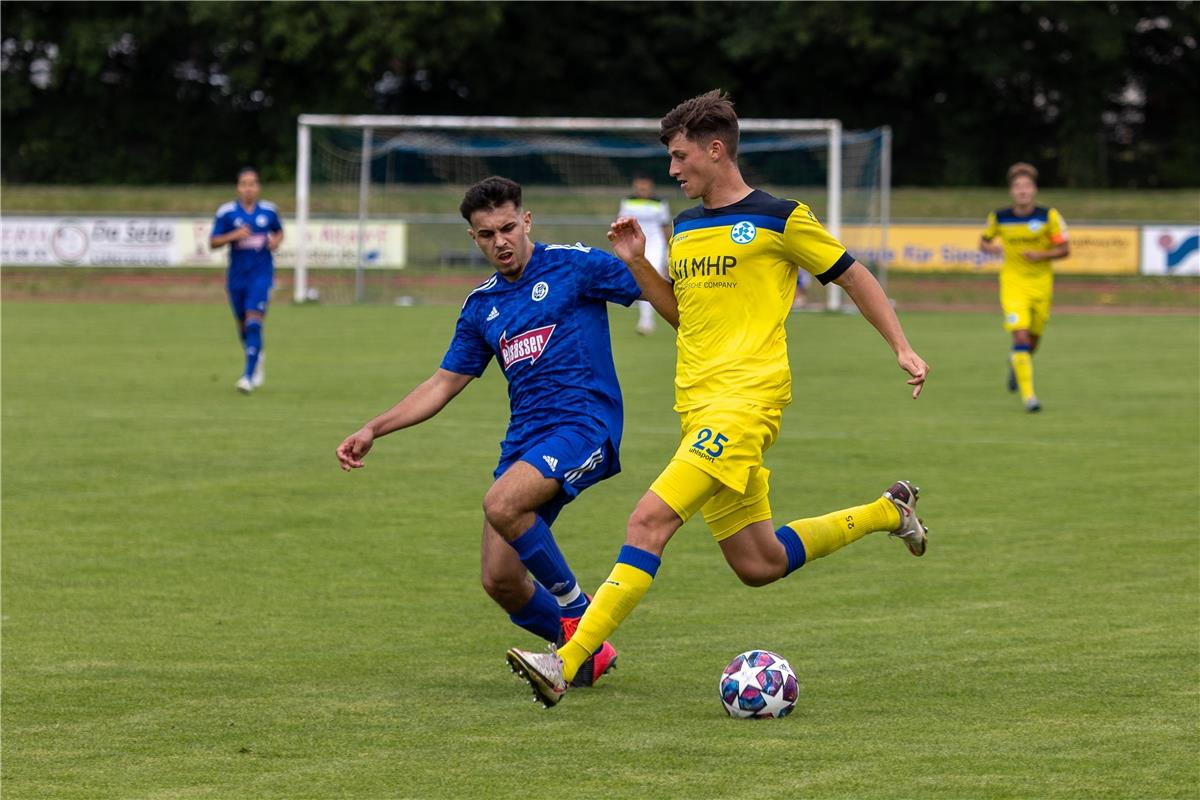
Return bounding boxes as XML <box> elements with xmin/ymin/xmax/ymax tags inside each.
<box><xmin>1140</xmin><ymin>225</ymin><xmax>1200</xmax><ymax>276</ymax></box>
<box><xmin>0</xmin><ymin>216</ymin><xmax>407</xmax><ymax>268</ymax></box>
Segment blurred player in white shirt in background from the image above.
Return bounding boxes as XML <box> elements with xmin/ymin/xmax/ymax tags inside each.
<box><xmin>617</xmin><ymin>173</ymin><xmax>672</xmax><ymax>334</ymax></box>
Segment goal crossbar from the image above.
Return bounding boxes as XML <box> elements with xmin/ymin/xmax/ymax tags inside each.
<box><xmin>294</xmin><ymin>114</ymin><xmax>845</xmax><ymax>305</ymax></box>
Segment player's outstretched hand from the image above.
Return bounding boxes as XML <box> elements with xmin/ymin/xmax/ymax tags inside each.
<box><xmin>336</xmin><ymin>427</ymin><xmax>375</xmax><ymax>471</ymax></box>
<box><xmin>607</xmin><ymin>216</ymin><xmax>647</xmax><ymax>264</ymax></box>
<box><xmin>898</xmin><ymin>350</ymin><xmax>930</xmax><ymax>399</ymax></box>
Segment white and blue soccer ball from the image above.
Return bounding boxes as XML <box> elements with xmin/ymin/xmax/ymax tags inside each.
<box><xmin>719</xmin><ymin>649</ymin><xmax>799</xmax><ymax>719</ymax></box>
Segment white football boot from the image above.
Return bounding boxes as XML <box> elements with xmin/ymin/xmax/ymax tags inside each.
<box><xmin>884</xmin><ymin>479</ymin><xmax>927</xmax><ymax>557</ymax></box>
<box><xmin>235</xmin><ymin>376</ymin><xmax>254</xmax><ymax>394</ymax></box>
<box><xmin>506</xmin><ymin>645</ymin><xmax>566</xmax><ymax>708</ymax></box>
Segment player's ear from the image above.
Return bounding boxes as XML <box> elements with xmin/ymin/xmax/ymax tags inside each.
<box><xmin>467</xmin><ymin>227</ymin><xmax>477</xmax><ymax>242</ymax></box>
<box><xmin>523</xmin><ymin>210</ymin><xmax>532</xmax><ymax>232</ymax></box>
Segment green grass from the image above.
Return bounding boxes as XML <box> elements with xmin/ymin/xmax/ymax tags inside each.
<box><xmin>2</xmin><ymin>303</ymin><xmax>1198</xmax><ymax>799</ymax></box>
<box><xmin>3</xmin><ymin>183</ymin><xmax>1198</xmax><ymax>221</ymax></box>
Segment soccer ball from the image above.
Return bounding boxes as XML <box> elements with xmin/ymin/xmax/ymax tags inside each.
<box><xmin>719</xmin><ymin>649</ymin><xmax>799</xmax><ymax>719</ymax></box>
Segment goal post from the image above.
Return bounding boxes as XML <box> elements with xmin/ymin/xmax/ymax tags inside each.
<box><xmin>293</xmin><ymin>114</ymin><xmax>889</xmax><ymax>307</ymax></box>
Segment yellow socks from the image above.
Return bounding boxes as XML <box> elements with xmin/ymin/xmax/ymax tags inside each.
<box><xmin>559</xmin><ymin>546</ymin><xmax>660</xmax><ymax>683</ymax></box>
<box><xmin>782</xmin><ymin>496</ymin><xmax>900</xmax><ymax>563</ymax></box>
<box><xmin>1010</xmin><ymin>347</ymin><xmax>1035</xmax><ymax>403</ymax></box>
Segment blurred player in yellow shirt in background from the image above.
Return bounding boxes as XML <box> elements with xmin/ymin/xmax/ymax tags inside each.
<box><xmin>980</xmin><ymin>163</ymin><xmax>1071</xmax><ymax>412</ymax></box>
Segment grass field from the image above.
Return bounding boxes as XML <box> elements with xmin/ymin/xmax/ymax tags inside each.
<box><xmin>2</xmin><ymin>302</ymin><xmax>1198</xmax><ymax>799</ymax></box>
<box><xmin>3</xmin><ymin>183</ymin><xmax>1198</xmax><ymax>221</ymax></box>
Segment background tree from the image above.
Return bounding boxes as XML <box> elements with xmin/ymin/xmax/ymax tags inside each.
<box><xmin>2</xmin><ymin>0</ymin><xmax>1197</xmax><ymax>186</ymax></box>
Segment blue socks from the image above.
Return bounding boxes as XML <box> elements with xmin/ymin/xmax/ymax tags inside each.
<box><xmin>508</xmin><ymin>583</ymin><xmax>561</xmax><ymax>642</ymax></box>
<box><xmin>511</xmin><ymin>517</ymin><xmax>589</xmax><ymax>618</ymax></box>
<box><xmin>243</xmin><ymin>319</ymin><xmax>263</xmax><ymax>379</ymax></box>
<box><xmin>774</xmin><ymin>525</ymin><xmax>807</xmax><ymax>576</ymax></box>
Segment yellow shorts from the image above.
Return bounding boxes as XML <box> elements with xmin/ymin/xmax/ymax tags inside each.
<box><xmin>1000</xmin><ymin>281</ymin><xmax>1052</xmax><ymax>336</ymax></box>
<box><xmin>649</xmin><ymin>401</ymin><xmax>781</xmax><ymax>541</ymax></box>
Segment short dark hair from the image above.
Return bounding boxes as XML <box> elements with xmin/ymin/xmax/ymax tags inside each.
<box><xmin>659</xmin><ymin>89</ymin><xmax>739</xmax><ymax>160</ymax></box>
<box><xmin>1007</xmin><ymin>162</ymin><xmax>1038</xmax><ymax>185</ymax></box>
<box><xmin>460</xmin><ymin>176</ymin><xmax>523</xmax><ymax>221</ymax></box>
<box><xmin>237</xmin><ymin>166</ymin><xmax>259</xmax><ymax>181</ymax></box>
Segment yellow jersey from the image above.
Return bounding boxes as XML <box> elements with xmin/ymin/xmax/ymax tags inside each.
<box><xmin>667</xmin><ymin>189</ymin><xmax>853</xmax><ymax>411</ymax></box>
<box><xmin>982</xmin><ymin>206</ymin><xmax>1068</xmax><ymax>288</ymax></box>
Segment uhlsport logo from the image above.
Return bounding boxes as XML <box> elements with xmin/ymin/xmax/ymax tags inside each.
<box><xmin>730</xmin><ymin>220</ymin><xmax>757</xmax><ymax>244</ymax></box>
<box><xmin>499</xmin><ymin>325</ymin><xmax>555</xmax><ymax>368</ymax></box>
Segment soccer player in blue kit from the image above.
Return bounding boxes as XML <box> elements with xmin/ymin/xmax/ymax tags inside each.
<box><xmin>210</xmin><ymin>167</ymin><xmax>283</xmax><ymax>394</ymax></box>
<box><xmin>335</xmin><ymin>176</ymin><xmax>645</xmax><ymax>686</ymax></box>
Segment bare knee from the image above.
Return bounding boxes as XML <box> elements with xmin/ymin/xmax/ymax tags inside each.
<box><xmin>482</xmin><ymin>489</ymin><xmax>528</xmax><ymax>540</ymax></box>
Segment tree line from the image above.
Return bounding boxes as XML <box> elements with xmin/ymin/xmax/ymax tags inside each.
<box><xmin>2</xmin><ymin>0</ymin><xmax>1197</xmax><ymax>187</ymax></box>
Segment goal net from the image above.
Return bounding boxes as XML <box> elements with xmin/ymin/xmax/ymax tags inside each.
<box><xmin>294</xmin><ymin>115</ymin><xmax>890</xmax><ymax>306</ymax></box>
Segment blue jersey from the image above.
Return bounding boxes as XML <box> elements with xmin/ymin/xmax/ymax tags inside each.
<box><xmin>441</xmin><ymin>242</ymin><xmax>642</xmax><ymax>461</ymax></box>
<box><xmin>211</xmin><ymin>200</ymin><xmax>282</xmax><ymax>281</ymax></box>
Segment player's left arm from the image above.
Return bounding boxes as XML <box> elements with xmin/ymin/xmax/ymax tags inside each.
<box><xmin>834</xmin><ymin>262</ymin><xmax>930</xmax><ymax>399</ymax></box>
<box><xmin>267</xmin><ymin>211</ymin><xmax>284</xmax><ymax>251</ymax></box>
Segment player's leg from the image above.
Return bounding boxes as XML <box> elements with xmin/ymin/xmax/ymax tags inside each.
<box><xmin>227</xmin><ymin>283</ymin><xmax>254</xmax><ymax>393</ymax></box>
<box><xmin>480</xmin><ymin>520</ymin><xmax>561</xmax><ymax>643</ymax></box>
<box><xmin>550</xmin><ymin>453</ymin><xmax>724</xmax><ymax>688</ymax></box>
<box><xmin>483</xmin><ymin>460</ymin><xmax>590</xmax><ymax>617</ymax></box>
<box><xmin>241</xmin><ymin>275</ymin><xmax>270</xmax><ymax>387</ymax></box>
<box><xmin>1010</xmin><ymin>328</ymin><xmax>1038</xmax><ymax>411</ymax></box>
<box><xmin>710</xmin><ymin>469</ymin><xmax>921</xmax><ymax>585</ymax></box>
<box><xmin>1002</xmin><ymin>283</ymin><xmax>1038</xmax><ymax>410</ymax></box>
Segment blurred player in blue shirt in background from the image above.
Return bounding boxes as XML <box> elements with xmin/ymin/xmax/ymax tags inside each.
<box><xmin>210</xmin><ymin>167</ymin><xmax>283</xmax><ymax>394</ymax></box>
<box><xmin>335</xmin><ymin>176</ymin><xmax>649</xmax><ymax>686</ymax></box>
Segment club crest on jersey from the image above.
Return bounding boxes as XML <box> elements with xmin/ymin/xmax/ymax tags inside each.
<box><xmin>1028</xmin><ymin>219</ymin><xmax>1044</xmax><ymax>232</ymax></box>
<box><xmin>531</xmin><ymin>281</ymin><xmax>550</xmax><ymax>301</ymax></box>
<box><xmin>499</xmin><ymin>325</ymin><xmax>555</xmax><ymax>368</ymax></box>
<box><xmin>731</xmin><ymin>221</ymin><xmax>757</xmax><ymax>244</ymax></box>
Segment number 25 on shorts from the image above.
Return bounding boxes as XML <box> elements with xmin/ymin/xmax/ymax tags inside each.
<box><xmin>691</xmin><ymin>428</ymin><xmax>728</xmax><ymax>458</ymax></box>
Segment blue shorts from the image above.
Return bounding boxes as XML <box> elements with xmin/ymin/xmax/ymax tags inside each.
<box><xmin>228</xmin><ymin>273</ymin><xmax>273</xmax><ymax>318</ymax></box>
<box><xmin>494</xmin><ymin>426</ymin><xmax>621</xmax><ymax>526</ymax></box>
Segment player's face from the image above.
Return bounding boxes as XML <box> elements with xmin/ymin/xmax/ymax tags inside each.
<box><xmin>468</xmin><ymin>202</ymin><xmax>534</xmax><ymax>280</ymax></box>
<box><xmin>237</xmin><ymin>172</ymin><xmax>261</xmax><ymax>206</ymax></box>
<box><xmin>632</xmin><ymin>177</ymin><xmax>654</xmax><ymax>198</ymax></box>
<box><xmin>666</xmin><ymin>133</ymin><xmax>717</xmax><ymax>200</ymax></box>
<box><xmin>1010</xmin><ymin>175</ymin><xmax>1037</xmax><ymax>208</ymax></box>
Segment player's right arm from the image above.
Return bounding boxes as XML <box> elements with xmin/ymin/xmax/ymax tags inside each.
<box><xmin>979</xmin><ymin>211</ymin><xmax>1004</xmax><ymax>256</ymax></box>
<box><xmin>209</xmin><ymin>211</ymin><xmax>251</xmax><ymax>249</ymax></box>
<box><xmin>336</xmin><ymin>369</ymin><xmax>474</xmax><ymax>470</ymax></box>
<box><xmin>608</xmin><ymin>216</ymin><xmax>679</xmax><ymax>328</ymax></box>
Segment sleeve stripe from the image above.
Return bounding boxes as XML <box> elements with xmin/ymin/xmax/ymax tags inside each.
<box><xmin>815</xmin><ymin>251</ymin><xmax>854</xmax><ymax>285</ymax></box>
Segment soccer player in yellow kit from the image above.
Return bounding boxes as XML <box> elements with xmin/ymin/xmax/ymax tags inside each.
<box><xmin>507</xmin><ymin>90</ymin><xmax>931</xmax><ymax>707</ymax></box>
<box><xmin>979</xmin><ymin>163</ymin><xmax>1070</xmax><ymax>412</ymax></box>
